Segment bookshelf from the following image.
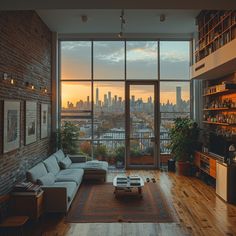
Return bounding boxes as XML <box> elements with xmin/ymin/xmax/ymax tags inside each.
<box><xmin>195</xmin><ymin>10</ymin><xmax>236</xmax><ymax>62</ymax></box>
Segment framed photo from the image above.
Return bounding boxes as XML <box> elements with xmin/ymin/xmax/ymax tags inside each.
<box><xmin>3</xmin><ymin>100</ymin><xmax>20</xmax><ymax>153</ymax></box>
<box><xmin>41</xmin><ymin>104</ymin><xmax>48</xmax><ymax>139</ymax></box>
<box><xmin>25</xmin><ymin>101</ymin><xmax>37</xmax><ymax>145</ymax></box>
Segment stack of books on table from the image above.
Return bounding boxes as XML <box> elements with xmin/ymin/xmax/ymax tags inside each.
<box><xmin>116</xmin><ymin>177</ymin><xmax>128</xmax><ymax>187</ymax></box>
<box><xmin>12</xmin><ymin>182</ymin><xmax>42</xmax><ymax>196</ymax></box>
<box><xmin>129</xmin><ymin>176</ymin><xmax>141</xmax><ymax>186</ymax></box>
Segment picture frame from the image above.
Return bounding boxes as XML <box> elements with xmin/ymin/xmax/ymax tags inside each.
<box><xmin>25</xmin><ymin>101</ymin><xmax>37</xmax><ymax>145</ymax></box>
<box><xmin>41</xmin><ymin>104</ymin><xmax>48</xmax><ymax>139</ymax></box>
<box><xmin>3</xmin><ymin>100</ymin><xmax>21</xmax><ymax>153</ymax></box>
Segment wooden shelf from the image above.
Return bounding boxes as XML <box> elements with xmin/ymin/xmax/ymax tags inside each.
<box><xmin>202</xmin><ymin>121</ymin><xmax>232</xmax><ymax>126</ymax></box>
<box><xmin>203</xmin><ymin>107</ymin><xmax>229</xmax><ymax>111</ymax></box>
<box><xmin>203</xmin><ymin>89</ymin><xmax>229</xmax><ymax>96</ymax></box>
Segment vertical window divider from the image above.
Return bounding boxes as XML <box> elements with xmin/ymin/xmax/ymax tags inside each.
<box><xmin>91</xmin><ymin>41</ymin><xmax>94</xmax><ymax>159</ymax></box>
<box><xmin>157</xmin><ymin>40</ymin><xmax>161</xmax><ymax>169</ymax></box>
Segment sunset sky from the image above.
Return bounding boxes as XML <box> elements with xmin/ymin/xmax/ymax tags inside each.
<box><xmin>61</xmin><ymin>41</ymin><xmax>190</xmax><ymax>107</ymax></box>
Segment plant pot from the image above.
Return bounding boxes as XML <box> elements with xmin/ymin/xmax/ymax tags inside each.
<box><xmin>176</xmin><ymin>161</ymin><xmax>190</xmax><ymax>176</ymax></box>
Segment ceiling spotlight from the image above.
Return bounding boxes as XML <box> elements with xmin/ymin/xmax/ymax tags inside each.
<box><xmin>160</xmin><ymin>14</ymin><xmax>166</xmax><ymax>22</ymax></box>
<box><xmin>81</xmin><ymin>15</ymin><xmax>88</xmax><ymax>23</ymax></box>
<box><xmin>118</xmin><ymin>32</ymin><xmax>123</xmax><ymax>38</ymax></box>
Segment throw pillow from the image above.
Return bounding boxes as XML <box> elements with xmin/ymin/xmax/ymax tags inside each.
<box><xmin>37</xmin><ymin>173</ymin><xmax>55</xmax><ymax>186</ymax></box>
<box><xmin>59</xmin><ymin>156</ymin><xmax>72</xmax><ymax>169</ymax></box>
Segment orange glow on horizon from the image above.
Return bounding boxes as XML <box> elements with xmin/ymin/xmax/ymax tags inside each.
<box><xmin>61</xmin><ymin>82</ymin><xmax>189</xmax><ymax>108</ymax></box>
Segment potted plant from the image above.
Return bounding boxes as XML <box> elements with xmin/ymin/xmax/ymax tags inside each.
<box><xmin>59</xmin><ymin>121</ymin><xmax>80</xmax><ymax>155</ymax></box>
<box><xmin>115</xmin><ymin>146</ymin><xmax>125</xmax><ymax>168</ymax></box>
<box><xmin>94</xmin><ymin>145</ymin><xmax>107</xmax><ymax>161</ymax></box>
<box><xmin>168</xmin><ymin>117</ymin><xmax>200</xmax><ymax>176</ymax></box>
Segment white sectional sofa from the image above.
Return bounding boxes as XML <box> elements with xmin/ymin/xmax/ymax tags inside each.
<box><xmin>26</xmin><ymin>150</ymin><xmax>108</xmax><ymax>213</ymax></box>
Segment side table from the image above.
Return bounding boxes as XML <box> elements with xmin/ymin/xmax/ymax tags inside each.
<box><xmin>10</xmin><ymin>190</ymin><xmax>44</xmax><ymax>220</ymax></box>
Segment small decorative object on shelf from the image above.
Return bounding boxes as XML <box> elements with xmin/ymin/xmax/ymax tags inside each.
<box><xmin>203</xmin><ymin>75</ymin><xmax>236</xmax><ymax>129</ymax></box>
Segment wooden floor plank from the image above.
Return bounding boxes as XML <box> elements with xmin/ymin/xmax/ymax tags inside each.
<box><xmin>29</xmin><ymin>170</ymin><xmax>236</xmax><ymax>236</ymax></box>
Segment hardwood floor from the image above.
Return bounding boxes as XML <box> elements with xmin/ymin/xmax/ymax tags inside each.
<box><xmin>30</xmin><ymin>170</ymin><xmax>236</xmax><ymax>236</ymax></box>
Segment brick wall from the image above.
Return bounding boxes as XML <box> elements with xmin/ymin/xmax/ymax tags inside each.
<box><xmin>0</xmin><ymin>11</ymin><xmax>53</xmax><ymax>194</ymax></box>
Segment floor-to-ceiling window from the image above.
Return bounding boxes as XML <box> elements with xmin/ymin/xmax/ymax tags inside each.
<box><xmin>159</xmin><ymin>41</ymin><xmax>191</xmax><ymax>156</ymax></box>
<box><xmin>60</xmin><ymin>40</ymin><xmax>191</xmax><ymax>168</ymax></box>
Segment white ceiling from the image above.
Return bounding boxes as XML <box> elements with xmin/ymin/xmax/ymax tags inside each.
<box><xmin>37</xmin><ymin>9</ymin><xmax>199</xmax><ymax>37</ymax></box>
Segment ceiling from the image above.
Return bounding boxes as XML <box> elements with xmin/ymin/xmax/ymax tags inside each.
<box><xmin>1</xmin><ymin>0</ymin><xmax>235</xmax><ymax>38</ymax></box>
<box><xmin>0</xmin><ymin>0</ymin><xmax>235</xmax><ymax>10</ymax></box>
<box><xmin>37</xmin><ymin>9</ymin><xmax>199</xmax><ymax>37</ymax></box>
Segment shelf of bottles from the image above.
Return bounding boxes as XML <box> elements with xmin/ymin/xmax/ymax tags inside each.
<box><xmin>203</xmin><ymin>82</ymin><xmax>236</xmax><ymax>126</ymax></box>
<box><xmin>195</xmin><ymin>10</ymin><xmax>236</xmax><ymax>62</ymax></box>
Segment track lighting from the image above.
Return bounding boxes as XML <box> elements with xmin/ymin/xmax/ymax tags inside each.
<box><xmin>118</xmin><ymin>9</ymin><xmax>126</xmax><ymax>38</ymax></box>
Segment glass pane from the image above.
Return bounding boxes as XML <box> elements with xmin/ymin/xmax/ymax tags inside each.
<box><xmin>78</xmin><ymin>140</ymin><xmax>92</xmax><ymax>157</ymax></box>
<box><xmin>160</xmin><ymin>41</ymin><xmax>190</xmax><ymax>80</ymax></box>
<box><xmin>93</xmin><ymin>141</ymin><xmax>125</xmax><ymax>167</ymax></box>
<box><xmin>61</xmin><ymin>81</ymin><xmax>92</xmax><ymax>112</ymax></box>
<box><xmin>129</xmin><ymin>85</ymin><xmax>154</xmax><ymax>138</ymax></box>
<box><xmin>94</xmin><ymin>41</ymin><xmax>124</xmax><ymax>79</ymax></box>
<box><xmin>160</xmin><ymin>82</ymin><xmax>190</xmax><ymax>113</ymax></box>
<box><xmin>127</xmin><ymin>41</ymin><xmax>158</xmax><ymax>80</ymax></box>
<box><xmin>160</xmin><ymin>81</ymin><xmax>190</xmax><ymax>154</ymax></box>
<box><xmin>129</xmin><ymin>139</ymin><xmax>155</xmax><ymax>165</ymax></box>
<box><xmin>61</xmin><ymin>119</ymin><xmax>92</xmax><ymax>140</ymax></box>
<box><xmin>61</xmin><ymin>41</ymin><xmax>91</xmax><ymax>80</ymax></box>
<box><xmin>93</xmin><ymin>82</ymin><xmax>125</xmax><ymax>138</ymax></box>
<box><xmin>129</xmin><ymin>84</ymin><xmax>155</xmax><ymax>166</ymax></box>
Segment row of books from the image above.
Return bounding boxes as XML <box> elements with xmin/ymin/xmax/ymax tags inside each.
<box><xmin>13</xmin><ymin>182</ymin><xmax>42</xmax><ymax>195</ymax></box>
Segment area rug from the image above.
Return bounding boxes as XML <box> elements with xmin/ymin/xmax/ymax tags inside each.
<box><xmin>66</xmin><ymin>182</ymin><xmax>175</xmax><ymax>223</ymax></box>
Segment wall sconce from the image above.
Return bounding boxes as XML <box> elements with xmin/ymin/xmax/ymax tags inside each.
<box><xmin>25</xmin><ymin>82</ymin><xmax>35</xmax><ymax>90</ymax></box>
<box><xmin>2</xmin><ymin>72</ymin><xmax>15</xmax><ymax>85</ymax></box>
<box><xmin>40</xmin><ymin>86</ymin><xmax>48</xmax><ymax>93</ymax></box>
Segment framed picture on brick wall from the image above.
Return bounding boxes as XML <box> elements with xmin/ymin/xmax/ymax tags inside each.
<box><xmin>25</xmin><ymin>101</ymin><xmax>37</xmax><ymax>145</ymax></box>
<box><xmin>41</xmin><ymin>104</ymin><xmax>48</xmax><ymax>139</ymax></box>
<box><xmin>3</xmin><ymin>100</ymin><xmax>21</xmax><ymax>153</ymax></box>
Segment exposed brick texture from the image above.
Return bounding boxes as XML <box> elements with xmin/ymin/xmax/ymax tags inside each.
<box><xmin>0</xmin><ymin>11</ymin><xmax>53</xmax><ymax>194</ymax></box>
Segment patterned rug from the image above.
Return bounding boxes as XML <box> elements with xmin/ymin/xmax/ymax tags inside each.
<box><xmin>66</xmin><ymin>182</ymin><xmax>175</xmax><ymax>223</ymax></box>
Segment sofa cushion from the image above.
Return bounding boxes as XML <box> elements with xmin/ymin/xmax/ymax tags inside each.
<box><xmin>26</xmin><ymin>162</ymin><xmax>48</xmax><ymax>183</ymax></box>
<box><xmin>37</xmin><ymin>173</ymin><xmax>55</xmax><ymax>186</ymax></box>
<box><xmin>55</xmin><ymin>168</ymin><xmax>84</xmax><ymax>185</ymax></box>
<box><xmin>43</xmin><ymin>155</ymin><xmax>60</xmax><ymax>175</ymax></box>
<box><xmin>54</xmin><ymin>149</ymin><xmax>65</xmax><ymax>163</ymax></box>
<box><xmin>59</xmin><ymin>156</ymin><xmax>72</xmax><ymax>169</ymax></box>
<box><xmin>53</xmin><ymin>181</ymin><xmax>77</xmax><ymax>202</ymax></box>
<box><xmin>70</xmin><ymin>160</ymin><xmax>108</xmax><ymax>172</ymax></box>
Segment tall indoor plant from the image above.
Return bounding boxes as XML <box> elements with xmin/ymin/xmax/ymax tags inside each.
<box><xmin>169</xmin><ymin>117</ymin><xmax>200</xmax><ymax>175</ymax></box>
<box><xmin>58</xmin><ymin>121</ymin><xmax>80</xmax><ymax>154</ymax></box>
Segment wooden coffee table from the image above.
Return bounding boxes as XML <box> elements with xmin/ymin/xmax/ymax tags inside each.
<box><xmin>113</xmin><ymin>175</ymin><xmax>144</xmax><ymax>197</ymax></box>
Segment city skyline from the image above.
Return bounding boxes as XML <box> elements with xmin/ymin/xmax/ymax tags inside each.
<box><xmin>62</xmin><ymin>86</ymin><xmax>189</xmax><ymax>112</ymax></box>
<box><xmin>61</xmin><ymin>83</ymin><xmax>190</xmax><ymax>108</ymax></box>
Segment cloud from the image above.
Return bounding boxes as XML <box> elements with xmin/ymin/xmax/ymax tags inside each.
<box><xmin>95</xmin><ymin>48</ymin><xmax>124</xmax><ymax>63</ymax></box>
<box><xmin>160</xmin><ymin>51</ymin><xmax>188</xmax><ymax>63</ymax></box>
<box><xmin>61</xmin><ymin>41</ymin><xmax>91</xmax><ymax>50</ymax></box>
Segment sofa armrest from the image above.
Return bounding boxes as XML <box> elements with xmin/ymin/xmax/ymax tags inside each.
<box><xmin>42</xmin><ymin>186</ymin><xmax>68</xmax><ymax>212</ymax></box>
<box><xmin>68</xmin><ymin>154</ymin><xmax>87</xmax><ymax>163</ymax></box>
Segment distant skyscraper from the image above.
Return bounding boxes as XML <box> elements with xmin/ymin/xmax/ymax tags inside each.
<box><xmin>104</xmin><ymin>94</ymin><xmax>108</xmax><ymax>106</ymax></box>
<box><xmin>108</xmin><ymin>91</ymin><xmax>111</xmax><ymax>106</ymax></box>
<box><xmin>176</xmin><ymin>86</ymin><xmax>182</xmax><ymax>111</ymax></box>
<box><xmin>96</xmin><ymin>87</ymin><xmax>99</xmax><ymax>105</ymax></box>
